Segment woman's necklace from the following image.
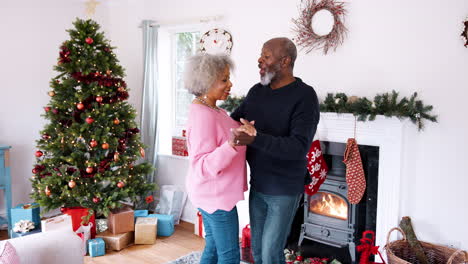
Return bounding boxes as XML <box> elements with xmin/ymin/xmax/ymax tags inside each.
<box><xmin>195</xmin><ymin>97</ymin><xmax>219</xmax><ymax>112</ymax></box>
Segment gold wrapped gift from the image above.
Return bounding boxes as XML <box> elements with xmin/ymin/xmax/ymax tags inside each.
<box><xmin>96</xmin><ymin>230</ymin><xmax>134</xmax><ymax>251</ymax></box>
<box><xmin>134</xmin><ymin>217</ymin><xmax>158</xmax><ymax>245</ymax></box>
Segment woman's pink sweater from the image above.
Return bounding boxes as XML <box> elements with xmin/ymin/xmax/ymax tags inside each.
<box><xmin>185</xmin><ymin>104</ymin><xmax>247</xmax><ymax>214</ymax></box>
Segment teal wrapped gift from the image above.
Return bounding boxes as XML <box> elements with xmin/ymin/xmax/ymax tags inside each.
<box><xmin>147</xmin><ymin>214</ymin><xmax>174</xmax><ymax>237</ymax></box>
<box><xmin>134</xmin><ymin>210</ymin><xmax>148</xmax><ymax>219</ymax></box>
<box><xmin>11</xmin><ymin>228</ymin><xmax>41</xmax><ymax>238</ymax></box>
<box><xmin>11</xmin><ymin>203</ymin><xmax>41</xmax><ymax>228</ymax></box>
<box><xmin>88</xmin><ymin>238</ymin><xmax>105</xmax><ymax>257</ymax></box>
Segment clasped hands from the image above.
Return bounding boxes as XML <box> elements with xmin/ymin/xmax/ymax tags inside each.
<box><xmin>229</xmin><ymin>118</ymin><xmax>256</xmax><ymax>147</ymax></box>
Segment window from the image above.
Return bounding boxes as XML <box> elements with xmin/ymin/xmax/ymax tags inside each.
<box><xmin>157</xmin><ymin>25</ymin><xmax>202</xmax><ymax>155</ymax></box>
<box><xmin>173</xmin><ymin>32</ymin><xmax>200</xmax><ymax>132</ymax></box>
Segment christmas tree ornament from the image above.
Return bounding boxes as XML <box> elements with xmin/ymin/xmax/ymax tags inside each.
<box><xmin>140</xmin><ymin>147</ymin><xmax>145</xmax><ymax>158</ymax></box>
<box><xmin>96</xmin><ymin>96</ymin><xmax>103</xmax><ymax>103</ymax></box>
<box><xmin>92</xmin><ymin>197</ymin><xmax>101</xmax><ymax>203</ymax></box>
<box><xmin>32</xmin><ymin>168</ymin><xmax>39</xmax><ymax>174</ymax></box>
<box><xmin>68</xmin><ymin>180</ymin><xmax>76</xmax><ymax>188</ymax></box>
<box><xmin>106</xmin><ymin>70</ymin><xmax>112</xmax><ymax>75</ymax></box>
<box><xmin>48</xmin><ymin>91</ymin><xmax>56</xmax><ymax>97</ymax></box>
<box><xmin>44</xmin><ymin>106</ymin><xmax>51</xmax><ymax>112</ymax></box>
<box><xmin>113</xmin><ymin>152</ymin><xmax>119</xmax><ymax>161</ymax></box>
<box><xmin>77</xmin><ymin>102</ymin><xmax>85</xmax><ymax>110</ymax></box>
<box><xmin>42</xmin><ymin>134</ymin><xmax>50</xmax><ymax>140</ymax></box>
<box><xmin>117</xmin><ymin>182</ymin><xmax>125</xmax><ymax>188</ymax></box>
<box><xmin>85</xmin><ymin>37</ymin><xmax>94</xmax><ymax>44</ymax></box>
<box><xmin>52</xmin><ymin>108</ymin><xmax>59</xmax><ymax>114</ymax></box>
<box><xmin>305</xmin><ymin>140</ymin><xmax>328</xmax><ymax>196</ymax></box>
<box><xmin>117</xmin><ymin>87</ymin><xmax>125</xmax><ymax>92</ymax></box>
<box><xmin>113</xmin><ymin>118</ymin><xmax>120</xmax><ymax>125</ymax></box>
<box><xmin>90</xmin><ymin>139</ymin><xmax>98</xmax><ymax>148</ymax></box>
<box><xmin>86</xmin><ymin>167</ymin><xmax>94</xmax><ymax>173</ymax></box>
<box><xmin>45</xmin><ymin>187</ymin><xmax>51</xmax><ymax>196</ymax></box>
<box><xmin>86</xmin><ymin>117</ymin><xmax>94</xmax><ymax>124</ymax></box>
<box><xmin>102</xmin><ymin>143</ymin><xmax>109</xmax><ymax>150</ymax></box>
<box><xmin>35</xmin><ymin>150</ymin><xmax>44</xmax><ymax>157</ymax></box>
<box><xmin>343</xmin><ymin>138</ymin><xmax>366</xmax><ymax>204</ymax></box>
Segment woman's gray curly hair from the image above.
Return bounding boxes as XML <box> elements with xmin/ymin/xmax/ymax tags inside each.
<box><xmin>184</xmin><ymin>53</ymin><xmax>234</xmax><ymax>96</ymax></box>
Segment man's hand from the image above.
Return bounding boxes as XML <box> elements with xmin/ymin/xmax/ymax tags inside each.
<box><xmin>238</xmin><ymin>118</ymin><xmax>257</xmax><ymax>136</ymax></box>
<box><xmin>232</xmin><ymin>128</ymin><xmax>255</xmax><ymax>146</ymax></box>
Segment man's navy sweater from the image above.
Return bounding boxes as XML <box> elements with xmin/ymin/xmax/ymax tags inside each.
<box><xmin>231</xmin><ymin>78</ymin><xmax>320</xmax><ymax>195</ymax></box>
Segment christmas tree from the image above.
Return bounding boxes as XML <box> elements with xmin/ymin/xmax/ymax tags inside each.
<box><xmin>30</xmin><ymin>18</ymin><xmax>155</xmax><ymax>218</ymax></box>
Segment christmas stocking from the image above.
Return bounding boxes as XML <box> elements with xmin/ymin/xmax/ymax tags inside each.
<box><xmin>343</xmin><ymin>138</ymin><xmax>366</xmax><ymax>204</ymax></box>
<box><xmin>305</xmin><ymin>140</ymin><xmax>329</xmax><ymax>196</ymax></box>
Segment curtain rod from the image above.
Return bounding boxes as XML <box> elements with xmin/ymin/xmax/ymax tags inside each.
<box><xmin>139</xmin><ymin>15</ymin><xmax>223</xmax><ymax>28</ymax></box>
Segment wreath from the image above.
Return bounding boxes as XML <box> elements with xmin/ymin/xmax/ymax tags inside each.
<box><xmin>292</xmin><ymin>0</ymin><xmax>347</xmax><ymax>54</ymax></box>
<box><xmin>462</xmin><ymin>17</ymin><xmax>468</xmax><ymax>47</ymax></box>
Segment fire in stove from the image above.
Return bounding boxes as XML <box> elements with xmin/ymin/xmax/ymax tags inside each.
<box><xmin>309</xmin><ymin>192</ymin><xmax>348</xmax><ymax>220</ymax></box>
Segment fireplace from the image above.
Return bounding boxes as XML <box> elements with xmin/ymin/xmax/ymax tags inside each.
<box><xmin>290</xmin><ymin>113</ymin><xmax>405</xmax><ymax>263</ymax></box>
<box><xmin>299</xmin><ymin>141</ymin><xmax>379</xmax><ymax>263</ymax></box>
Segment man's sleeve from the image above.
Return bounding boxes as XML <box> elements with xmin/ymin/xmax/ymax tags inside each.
<box><xmin>249</xmin><ymin>89</ymin><xmax>320</xmax><ymax>160</ymax></box>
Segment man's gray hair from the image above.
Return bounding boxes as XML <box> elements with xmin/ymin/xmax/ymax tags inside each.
<box><xmin>184</xmin><ymin>53</ymin><xmax>234</xmax><ymax>96</ymax></box>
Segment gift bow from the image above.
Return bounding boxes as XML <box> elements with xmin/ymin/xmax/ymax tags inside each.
<box><xmin>357</xmin><ymin>230</ymin><xmax>386</xmax><ymax>264</ymax></box>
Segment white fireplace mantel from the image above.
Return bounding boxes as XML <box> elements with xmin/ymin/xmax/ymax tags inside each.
<box><xmin>317</xmin><ymin>112</ymin><xmax>409</xmax><ymax>249</ymax></box>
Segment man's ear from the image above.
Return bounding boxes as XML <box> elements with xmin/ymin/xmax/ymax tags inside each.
<box><xmin>281</xmin><ymin>56</ymin><xmax>292</xmax><ymax>68</ymax></box>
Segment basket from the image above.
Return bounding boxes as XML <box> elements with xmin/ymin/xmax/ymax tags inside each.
<box><xmin>385</xmin><ymin>227</ymin><xmax>468</xmax><ymax>264</ymax></box>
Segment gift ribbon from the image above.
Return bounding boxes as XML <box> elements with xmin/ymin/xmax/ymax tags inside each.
<box><xmin>357</xmin><ymin>230</ymin><xmax>386</xmax><ymax>264</ymax></box>
<box><xmin>197</xmin><ymin>211</ymin><xmax>203</xmax><ymax>236</ymax></box>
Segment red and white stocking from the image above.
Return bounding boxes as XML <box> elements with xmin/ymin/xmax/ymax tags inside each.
<box><xmin>343</xmin><ymin>138</ymin><xmax>366</xmax><ymax>204</ymax></box>
<box><xmin>305</xmin><ymin>140</ymin><xmax>328</xmax><ymax>196</ymax></box>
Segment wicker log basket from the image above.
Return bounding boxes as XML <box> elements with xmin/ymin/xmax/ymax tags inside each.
<box><xmin>385</xmin><ymin>227</ymin><xmax>468</xmax><ymax>264</ymax></box>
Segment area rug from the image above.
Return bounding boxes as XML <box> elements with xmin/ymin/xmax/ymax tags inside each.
<box><xmin>166</xmin><ymin>251</ymin><xmax>202</xmax><ymax>264</ymax></box>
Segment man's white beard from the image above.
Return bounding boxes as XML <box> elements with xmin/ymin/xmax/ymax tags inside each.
<box><xmin>260</xmin><ymin>71</ymin><xmax>276</xmax><ymax>85</ymax></box>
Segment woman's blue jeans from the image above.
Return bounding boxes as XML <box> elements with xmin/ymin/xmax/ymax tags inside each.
<box><xmin>199</xmin><ymin>207</ymin><xmax>240</xmax><ymax>264</ymax></box>
<box><xmin>249</xmin><ymin>189</ymin><xmax>302</xmax><ymax>264</ymax></box>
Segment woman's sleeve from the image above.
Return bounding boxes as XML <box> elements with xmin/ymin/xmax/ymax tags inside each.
<box><xmin>188</xmin><ymin>111</ymin><xmax>238</xmax><ymax>179</ymax></box>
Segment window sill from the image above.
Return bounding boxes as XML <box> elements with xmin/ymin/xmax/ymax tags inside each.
<box><xmin>158</xmin><ymin>153</ymin><xmax>189</xmax><ymax>161</ymax></box>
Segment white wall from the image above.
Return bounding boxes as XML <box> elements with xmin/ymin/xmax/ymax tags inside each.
<box><xmin>1</xmin><ymin>0</ymin><xmax>468</xmax><ymax>250</ymax></box>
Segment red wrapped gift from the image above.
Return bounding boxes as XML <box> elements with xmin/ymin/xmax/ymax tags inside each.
<box><xmin>172</xmin><ymin>137</ymin><xmax>188</xmax><ymax>156</ymax></box>
<box><xmin>194</xmin><ymin>211</ymin><xmax>205</xmax><ymax>237</ymax></box>
<box><xmin>241</xmin><ymin>224</ymin><xmax>251</xmax><ymax>248</ymax></box>
<box><xmin>62</xmin><ymin>206</ymin><xmax>96</xmax><ymax>239</ymax></box>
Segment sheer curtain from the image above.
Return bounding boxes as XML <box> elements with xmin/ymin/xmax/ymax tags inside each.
<box><xmin>140</xmin><ymin>20</ymin><xmax>159</xmax><ymax>186</ymax></box>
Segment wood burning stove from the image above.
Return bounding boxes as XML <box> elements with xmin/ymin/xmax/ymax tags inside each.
<box><xmin>299</xmin><ymin>141</ymin><xmax>379</xmax><ymax>263</ymax></box>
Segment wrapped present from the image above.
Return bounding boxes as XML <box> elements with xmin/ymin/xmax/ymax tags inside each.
<box><xmin>194</xmin><ymin>211</ymin><xmax>205</xmax><ymax>238</ymax></box>
<box><xmin>135</xmin><ymin>217</ymin><xmax>157</xmax><ymax>245</ymax></box>
<box><xmin>11</xmin><ymin>203</ymin><xmax>41</xmax><ymax>228</ymax></box>
<box><xmin>172</xmin><ymin>136</ymin><xmax>188</xmax><ymax>156</ymax></box>
<box><xmin>241</xmin><ymin>224</ymin><xmax>251</xmax><ymax>248</ymax></box>
<box><xmin>96</xmin><ymin>218</ymin><xmax>108</xmax><ymax>233</ymax></box>
<box><xmin>62</xmin><ymin>207</ymin><xmax>96</xmax><ymax>238</ymax></box>
<box><xmin>241</xmin><ymin>246</ymin><xmax>254</xmax><ymax>264</ymax></box>
<box><xmin>108</xmin><ymin>206</ymin><xmax>134</xmax><ymax>234</ymax></box>
<box><xmin>11</xmin><ymin>228</ymin><xmax>41</xmax><ymax>238</ymax></box>
<box><xmin>96</xmin><ymin>230</ymin><xmax>134</xmax><ymax>251</ymax></box>
<box><xmin>147</xmin><ymin>214</ymin><xmax>174</xmax><ymax>237</ymax></box>
<box><xmin>134</xmin><ymin>209</ymin><xmax>149</xmax><ymax>219</ymax></box>
<box><xmin>88</xmin><ymin>238</ymin><xmax>105</xmax><ymax>257</ymax></box>
<box><xmin>41</xmin><ymin>214</ymin><xmax>72</xmax><ymax>232</ymax></box>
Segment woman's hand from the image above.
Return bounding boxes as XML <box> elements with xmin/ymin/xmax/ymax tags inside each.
<box><xmin>237</xmin><ymin>118</ymin><xmax>256</xmax><ymax>136</ymax></box>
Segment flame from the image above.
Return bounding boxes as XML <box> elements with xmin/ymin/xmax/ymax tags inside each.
<box><xmin>310</xmin><ymin>192</ymin><xmax>348</xmax><ymax>220</ymax></box>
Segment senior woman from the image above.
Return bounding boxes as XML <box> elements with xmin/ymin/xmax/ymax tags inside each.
<box><xmin>184</xmin><ymin>53</ymin><xmax>247</xmax><ymax>264</ymax></box>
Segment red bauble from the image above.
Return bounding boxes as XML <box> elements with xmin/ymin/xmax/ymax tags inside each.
<box><xmin>42</xmin><ymin>134</ymin><xmax>50</xmax><ymax>140</ymax></box>
<box><xmin>52</xmin><ymin>109</ymin><xmax>59</xmax><ymax>114</ymax></box>
<box><xmin>101</xmin><ymin>143</ymin><xmax>109</xmax><ymax>150</ymax></box>
<box><xmin>44</xmin><ymin>106</ymin><xmax>51</xmax><ymax>112</ymax></box>
<box><xmin>89</xmin><ymin>139</ymin><xmax>98</xmax><ymax>148</ymax></box>
<box><xmin>96</xmin><ymin>96</ymin><xmax>103</xmax><ymax>103</ymax></box>
<box><xmin>68</xmin><ymin>180</ymin><xmax>76</xmax><ymax>188</ymax></box>
<box><xmin>32</xmin><ymin>168</ymin><xmax>39</xmax><ymax>174</ymax></box>
<box><xmin>92</xmin><ymin>197</ymin><xmax>101</xmax><ymax>203</ymax></box>
<box><xmin>60</xmin><ymin>207</ymin><xmax>66</xmax><ymax>213</ymax></box>
<box><xmin>86</xmin><ymin>117</ymin><xmax>94</xmax><ymax>124</ymax></box>
<box><xmin>117</xmin><ymin>87</ymin><xmax>125</xmax><ymax>92</ymax></box>
<box><xmin>86</xmin><ymin>167</ymin><xmax>94</xmax><ymax>173</ymax></box>
<box><xmin>85</xmin><ymin>37</ymin><xmax>94</xmax><ymax>44</ymax></box>
<box><xmin>77</xmin><ymin>102</ymin><xmax>85</xmax><ymax>110</ymax></box>
<box><xmin>296</xmin><ymin>256</ymin><xmax>304</xmax><ymax>261</ymax></box>
<box><xmin>117</xmin><ymin>182</ymin><xmax>125</xmax><ymax>188</ymax></box>
<box><xmin>113</xmin><ymin>118</ymin><xmax>120</xmax><ymax>125</ymax></box>
<box><xmin>35</xmin><ymin>151</ymin><xmax>43</xmax><ymax>157</ymax></box>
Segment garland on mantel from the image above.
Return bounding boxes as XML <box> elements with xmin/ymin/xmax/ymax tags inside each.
<box><xmin>321</xmin><ymin>91</ymin><xmax>437</xmax><ymax>130</ymax></box>
<box><xmin>219</xmin><ymin>91</ymin><xmax>437</xmax><ymax>131</ymax></box>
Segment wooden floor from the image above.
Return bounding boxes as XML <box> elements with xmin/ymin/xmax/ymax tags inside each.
<box><xmin>85</xmin><ymin>221</ymin><xmax>205</xmax><ymax>264</ymax></box>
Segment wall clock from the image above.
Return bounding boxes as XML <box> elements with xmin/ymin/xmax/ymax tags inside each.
<box><xmin>199</xmin><ymin>28</ymin><xmax>233</xmax><ymax>54</ymax></box>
